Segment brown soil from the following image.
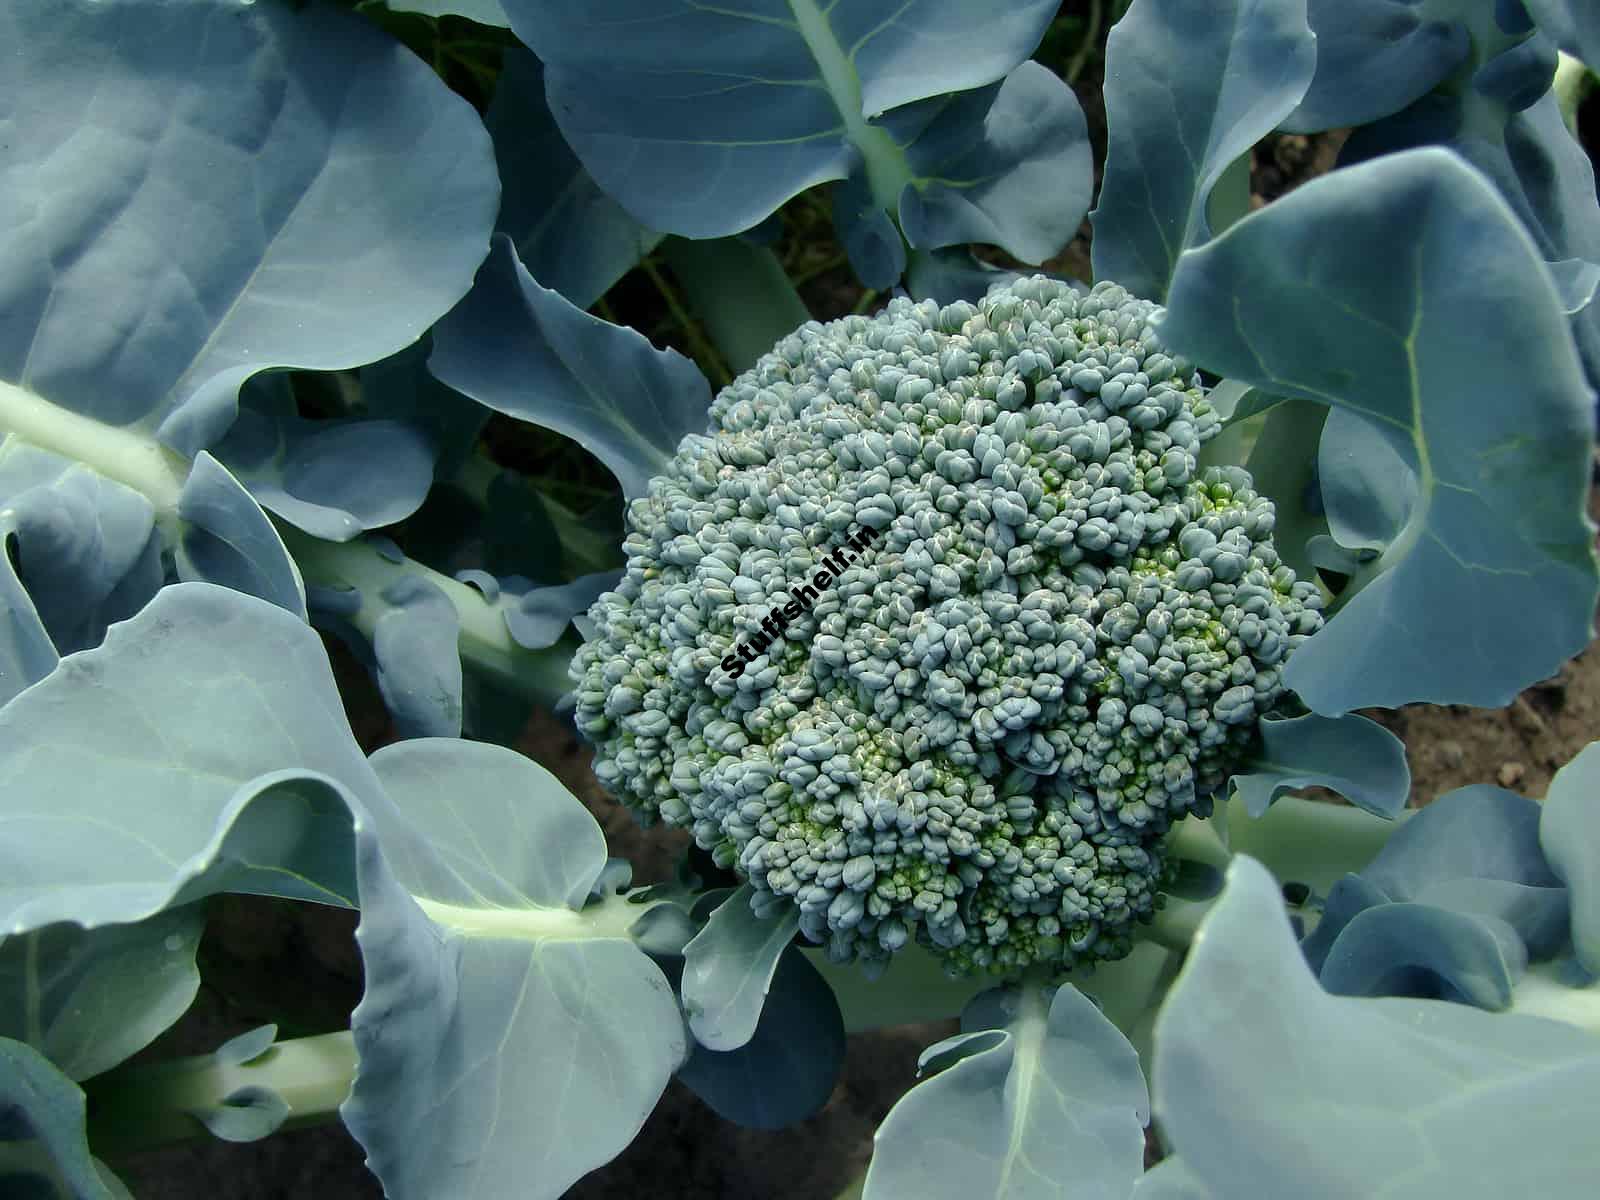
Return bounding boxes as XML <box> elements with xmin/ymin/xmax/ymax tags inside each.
<box><xmin>1374</xmin><ymin>649</ymin><xmax>1600</xmax><ymax>804</ymax></box>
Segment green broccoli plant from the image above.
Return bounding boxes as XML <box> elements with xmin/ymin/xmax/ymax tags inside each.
<box><xmin>2</xmin><ymin>1</ymin><xmax>1600</xmax><ymax>1199</ymax></box>
<box><xmin>574</xmin><ymin>278</ymin><xmax>1324</xmax><ymax>975</ymax></box>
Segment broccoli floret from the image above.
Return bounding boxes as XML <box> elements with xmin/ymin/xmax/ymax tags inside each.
<box><xmin>573</xmin><ymin>276</ymin><xmax>1322</xmax><ymax>975</ymax></box>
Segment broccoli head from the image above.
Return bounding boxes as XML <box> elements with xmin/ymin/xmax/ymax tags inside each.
<box><xmin>572</xmin><ymin>276</ymin><xmax>1322</xmax><ymax>975</ymax></box>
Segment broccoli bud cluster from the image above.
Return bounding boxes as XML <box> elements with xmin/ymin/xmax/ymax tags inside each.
<box><xmin>573</xmin><ymin>276</ymin><xmax>1323</xmax><ymax>975</ymax></box>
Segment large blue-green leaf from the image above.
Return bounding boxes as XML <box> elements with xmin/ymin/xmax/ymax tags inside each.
<box><xmin>1498</xmin><ymin>95</ymin><xmax>1600</xmax><ymax>266</ymax></box>
<box><xmin>1</xmin><ymin>0</ymin><xmax>498</xmax><ymax>458</ymax></box>
<box><xmin>212</xmin><ymin>375</ymin><xmax>436</xmax><ymax>543</ymax></box>
<box><xmin>1152</xmin><ymin>856</ymin><xmax>1600</xmax><ymax>1198</ymax></box>
<box><xmin>1303</xmin><ymin>785</ymin><xmax>1570</xmax><ymax>1003</ymax></box>
<box><xmin>0</xmin><ymin>435</ymin><xmax>163</xmax><ymax>702</ymax></box>
<box><xmin>1363</xmin><ymin>785</ymin><xmax>1561</xmax><ymax>900</ymax></box>
<box><xmin>0</xmin><ymin>1038</ymin><xmax>128</xmax><ymax>1200</ymax></box>
<box><xmin>1282</xmin><ymin>0</ymin><xmax>1473</xmax><ymax>132</ymax></box>
<box><xmin>0</xmin><ymin>908</ymin><xmax>203</xmax><ymax>1083</ymax></box>
<box><xmin>1318</xmin><ymin>901</ymin><xmax>1531</xmax><ymax>1009</ymax></box>
<box><xmin>502</xmin><ymin>0</ymin><xmax>1057</xmax><ymax>242</ymax></box>
<box><xmin>1340</xmin><ymin>75</ymin><xmax>1600</xmax><ymax>399</ymax></box>
<box><xmin>358</xmin><ymin>340</ymin><xmax>492</xmax><ymax>485</ymax></box>
<box><xmin>493</xmin><ymin>571</ymin><xmax>620</xmax><ymax>651</ymax></box>
<box><xmin>1161</xmin><ymin>148</ymin><xmax>1598</xmax><ymax>713</ymax></box>
<box><xmin>0</xmin><ymin>588</ymin><xmax>371</xmax><ymax>933</ymax></box>
<box><xmin>371</xmin><ymin>576</ymin><xmax>463</xmax><ymax>739</ymax></box>
<box><xmin>1410</xmin><ymin>877</ymin><xmax>1571</xmax><ymax>960</ymax></box>
<box><xmin>1132</xmin><ymin>1157</ymin><xmax>1213</xmax><ymax>1199</ymax></box>
<box><xmin>673</xmin><ymin>946</ymin><xmax>845</xmax><ymax>1130</ymax></box>
<box><xmin>863</xmin><ymin>983</ymin><xmax>1148</xmax><ymax>1200</ymax></box>
<box><xmin>1299</xmin><ymin>0</ymin><xmax>1600</xmax><ymax>401</ymax></box>
<box><xmin>877</xmin><ymin>61</ymin><xmax>1091</xmax><ymax>285</ymax></box>
<box><xmin>903</xmin><ymin>247</ymin><xmax>1026</xmax><ymax>304</ymax></box>
<box><xmin>0</xmin><ymin>586</ymin><xmax>685</xmax><ymax>1198</ymax></box>
<box><xmin>1315</xmin><ymin>406</ymin><xmax>1416</xmax><ymax>557</ymax></box>
<box><xmin>385</xmin><ymin>0</ymin><xmax>510</xmax><ymax>25</ymax></box>
<box><xmin>1525</xmin><ymin>0</ymin><xmax>1600</xmax><ymax>63</ymax></box>
<box><xmin>363</xmin><ymin>738</ymin><xmax>610</xmax><ymax>913</ymax></box>
<box><xmin>1228</xmin><ymin>712</ymin><xmax>1410</xmax><ymax>819</ymax></box>
<box><xmin>1541</xmin><ymin>740</ymin><xmax>1600</xmax><ymax>974</ymax></box>
<box><xmin>429</xmin><ymin>237</ymin><xmax>712</xmax><ymax>499</ymax></box>
<box><xmin>1090</xmin><ymin>0</ymin><xmax>1315</xmax><ymax>300</ymax></box>
<box><xmin>681</xmin><ymin>884</ymin><xmax>801</xmax><ymax>1052</ymax></box>
<box><xmin>1300</xmin><ymin>873</ymin><xmax>1392</xmax><ymax>972</ymax></box>
<box><xmin>487</xmin><ymin>50</ymin><xmax>661</xmax><ymax>310</ymax></box>
<box><xmin>174</xmin><ymin>452</ymin><xmax>307</xmax><ymax>623</ymax></box>
<box><xmin>348</xmin><ymin>738</ymin><xmax>685</xmax><ymax>1199</ymax></box>
<box><xmin>835</xmin><ymin>172</ymin><xmax>909</xmax><ymax>290</ymax></box>
<box><xmin>1239</xmin><ymin>396</ymin><xmax>1329</xmax><ymax>582</ymax></box>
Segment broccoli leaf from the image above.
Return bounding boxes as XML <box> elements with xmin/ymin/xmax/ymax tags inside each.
<box><xmin>1161</xmin><ymin>147</ymin><xmax>1598</xmax><ymax>712</ymax></box>
<box><xmin>1305</xmin><ymin>783</ymin><xmax>1572</xmax><ymax>997</ymax></box>
<box><xmin>885</xmin><ymin>62</ymin><xmax>1092</xmax><ymax>284</ymax></box>
<box><xmin>1282</xmin><ymin>0</ymin><xmax>1472</xmax><ymax>132</ymax></box>
<box><xmin>1540</xmin><ymin>741</ymin><xmax>1600</xmax><ymax>974</ymax></box>
<box><xmin>1291</xmin><ymin>1</ymin><xmax>1600</xmax><ymax>400</ymax></box>
<box><xmin>1228</xmin><ymin>712</ymin><xmax>1410</xmax><ymax>818</ymax></box>
<box><xmin>0</xmin><ymin>585</ymin><xmax>685</xmax><ymax>1199</ymax></box>
<box><xmin>681</xmin><ymin>884</ymin><xmax>802</xmax><ymax>1052</ymax></box>
<box><xmin>430</xmin><ymin>237</ymin><xmax>712</xmax><ymax>499</ymax></box>
<box><xmin>0</xmin><ymin>908</ymin><xmax>203</xmax><ymax>1083</ymax></box>
<box><xmin>352</xmin><ymin>738</ymin><xmax>685</xmax><ymax>1198</ymax></box>
<box><xmin>212</xmin><ymin>375</ymin><xmax>437</xmax><ymax>544</ymax></box>
<box><xmin>1132</xmin><ymin>1157</ymin><xmax>1215</xmax><ymax>1199</ymax></box>
<box><xmin>502</xmin><ymin>0</ymin><xmax>1073</xmax><ymax>274</ymax></box>
<box><xmin>174</xmin><ymin>453</ymin><xmax>307</xmax><ymax>623</ymax></box>
<box><xmin>1524</xmin><ymin>0</ymin><xmax>1600</xmax><ymax>63</ymax></box>
<box><xmin>1315</xmin><ymin>406</ymin><xmax>1417</xmax><ymax>555</ymax></box>
<box><xmin>383</xmin><ymin>0</ymin><xmax>510</xmax><ymax>26</ymax></box>
<box><xmin>1091</xmin><ymin>0</ymin><xmax>1317</xmax><ymax>301</ymax></box>
<box><xmin>193</xmin><ymin>1082</ymin><xmax>290</xmax><ymax>1145</ymax></box>
<box><xmin>358</xmin><ymin>340</ymin><xmax>493</xmax><ymax>488</ymax></box>
<box><xmin>862</xmin><ymin>983</ymin><xmax>1148</xmax><ymax>1200</ymax></box>
<box><xmin>0</xmin><ymin>592</ymin><xmax>366</xmax><ymax>930</ymax></box>
<box><xmin>1318</xmin><ymin>901</ymin><xmax>1530</xmax><ymax>1010</ymax></box>
<box><xmin>487</xmin><ymin>50</ymin><xmax>661</xmax><ymax>309</ymax></box>
<box><xmin>1342</xmin><ymin>78</ymin><xmax>1600</xmax><ymax>402</ymax></box>
<box><xmin>1365</xmin><ymin>785</ymin><xmax>1560</xmax><ymax>900</ymax></box>
<box><xmin>370</xmin><ymin>575</ymin><xmax>463</xmax><ymax>739</ymax></box>
<box><xmin>1242</xmin><ymin>396</ymin><xmax>1329</xmax><ymax>582</ymax></box>
<box><xmin>0</xmin><ymin>433</ymin><xmax>164</xmax><ymax>702</ymax></box>
<box><xmin>1377</xmin><ymin>86</ymin><xmax>1600</xmax><ymax>272</ymax></box>
<box><xmin>835</xmin><ymin>172</ymin><xmax>911</xmax><ymax>290</ymax></box>
<box><xmin>491</xmin><ymin>571</ymin><xmax>620</xmax><ymax>651</ymax></box>
<box><xmin>1</xmin><ymin>0</ymin><xmax>498</xmax><ymax>458</ymax></box>
<box><xmin>674</xmin><ymin>947</ymin><xmax>845</xmax><ymax>1130</ymax></box>
<box><xmin>0</xmin><ymin>1038</ymin><xmax>129</xmax><ymax>1200</ymax></box>
<box><xmin>1152</xmin><ymin>856</ymin><xmax>1600</xmax><ymax>1198</ymax></box>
